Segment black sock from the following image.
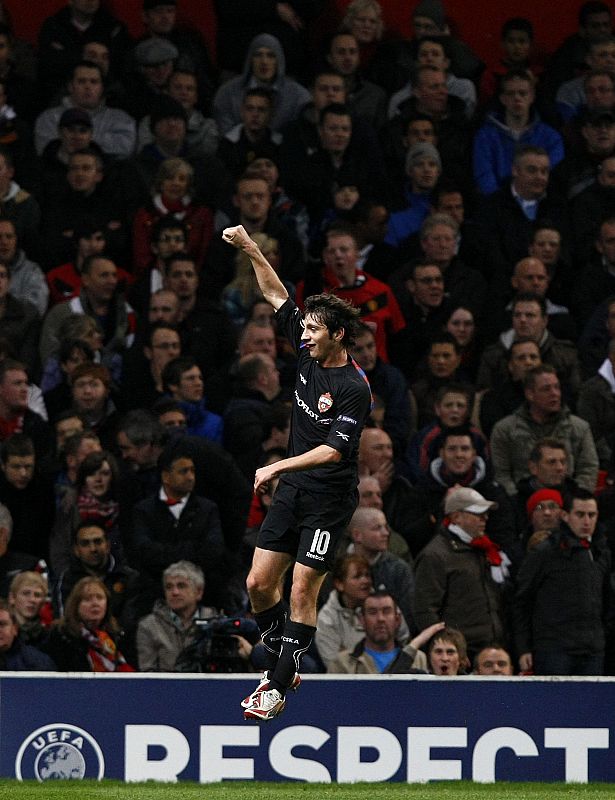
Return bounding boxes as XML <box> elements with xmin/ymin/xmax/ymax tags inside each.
<box><xmin>269</xmin><ymin>619</ymin><xmax>316</xmax><ymax>695</ymax></box>
<box><xmin>254</xmin><ymin>599</ymin><xmax>289</xmax><ymax>672</ymax></box>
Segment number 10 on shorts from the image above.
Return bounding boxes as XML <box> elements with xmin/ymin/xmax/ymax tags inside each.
<box><xmin>310</xmin><ymin>528</ymin><xmax>331</xmax><ymax>555</ymax></box>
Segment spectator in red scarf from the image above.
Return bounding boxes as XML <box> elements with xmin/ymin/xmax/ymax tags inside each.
<box><xmin>414</xmin><ymin>487</ymin><xmax>512</xmax><ymax>659</ymax></box>
<box><xmin>45</xmin><ymin>576</ymin><xmax>134</xmax><ymax>671</ymax></box>
<box><xmin>132</xmin><ymin>157</ymin><xmax>213</xmax><ymax>278</ymax></box>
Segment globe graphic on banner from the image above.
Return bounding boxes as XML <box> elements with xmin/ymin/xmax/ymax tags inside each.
<box><xmin>34</xmin><ymin>743</ymin><xmax>86</xmax><ymax>780</ymax></box>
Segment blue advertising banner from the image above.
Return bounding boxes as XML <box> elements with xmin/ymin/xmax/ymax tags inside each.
<box><xmin>1</xmin><ymin>674</ymin><xmax>613</xmax><ymax>784</ymax></box>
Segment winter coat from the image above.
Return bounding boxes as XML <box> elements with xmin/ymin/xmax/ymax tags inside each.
<box><xmin>136</xmin><ymin>600</ymin><xmax>217</xmax><ymax>672</ymax></box>
<box><xmin>331</xmin><ymin>638</ymin><xmax>427</xmax><ymax>674</ymax></box>
<box><xmin>213</xmin><ymin>33</ymin><xmax>310</xmax><ymax>134</ymax></box>
<box><xmin>514</xmin><ymin>525</ymin><xmax>611</xmax><ymax>656</ymax></box>
<box><xmin>473</xmin><ymin>111</ymin><xmax>564</xmax><ymax>196</ymax></box>
<box><xmin>491</xmin><ymin>403</ymin><xmax>599</xmax><ymax>495</ymax></box>
<box><xmin>315</xmin><ymin>589</ymin><xmax>410</xmax><ymax>671</ymax></box>
<box><xmin>414</xmin><ymin>527</ymin><xmax>507</xmax><ymax>651</ymax></box>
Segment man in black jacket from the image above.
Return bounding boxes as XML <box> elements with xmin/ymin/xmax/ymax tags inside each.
<box><xmin>128</xmin><ymin>445</ymin><xmax>230</xmax><ymax>615</ymax></box>
<box><xmin>514</xmin><ymin>488</ymin><xmax>611</xmax><ymax>675</ymax></box>
<box><xmin>53</xmin><ymin>518</ymin><xmax>138</xmax><ymax>622</ymax></box>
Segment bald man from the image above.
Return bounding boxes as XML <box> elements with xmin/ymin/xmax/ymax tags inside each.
<box><xmin>486</xmin><ymin>257</ymin><xmax>577</xmax><ymax>342</ymax></box>
<box><xmin>348</xmin><ymin>506</ymin><xmax>415</xmax><ymax>629</ymax></box>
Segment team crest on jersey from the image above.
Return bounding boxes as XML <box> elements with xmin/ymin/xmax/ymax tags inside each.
<box><xmin>317</xmin><ymin>392</ymin><xmax>333</xmax><ymax>413</ymax></box>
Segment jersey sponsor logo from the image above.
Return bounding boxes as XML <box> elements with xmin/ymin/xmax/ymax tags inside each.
<box><xmin>318</xmin><ymin>418</ymin><xmax>333</xmax><ymax>425</ymax></box>
<box><xmin>305</xmin><ymin>551</ymin><xmax>325</xmax><ymax>561</ymax></box>
<box><xmin>338</xmin><ymin>415</ymin><xmax>357</xmax><ymax>425</ymax></box>
<box><xmin>336</xmin><ymin>431</ymin><xmax>350</xmax><ymax>442</ymax></box>
<box><xmin>281</xmin><ymin>636</ymin><xmax>300</xmax><ymax>644</ymax></box>
<box><xmin>299</xmin><ymin>373</ymin><xmax>307</xmax><ymax>385</ymax></box>
<box><xmin>15</xmin><ymin>724</ymin><xmax>105</xmax><ymax>781</ymax></box>
<box><xmin>318</xmin><ymin>392</ymin><xmax>333</xmax><ymax>413</ymax></box>
<box><xmin>294</xmin><ymin>389</ymin><xmax>319</xmax><ymax>419</ymax></box>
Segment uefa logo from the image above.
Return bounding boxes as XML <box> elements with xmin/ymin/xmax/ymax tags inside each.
<box><xmin>15</xmin><ymin>724</ymin><xmax>105</xmax><ymax>781</ymax></box>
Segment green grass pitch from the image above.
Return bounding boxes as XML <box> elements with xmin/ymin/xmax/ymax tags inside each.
<box><xmin>0</xmin><ymin>782</ymin><xmax>614</xmax><ymax>800</ymax></box>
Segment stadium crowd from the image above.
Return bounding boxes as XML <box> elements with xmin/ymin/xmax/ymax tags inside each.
<box><xmin>0</xmin><ymin>0</ymin><xmax>613</xmax><ymax>678</ymax></box>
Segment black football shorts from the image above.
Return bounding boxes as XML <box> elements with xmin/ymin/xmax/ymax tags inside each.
<box><xmin>257</xmin><ymin>481</ymin><xmax>359</xmax><ymax>572</ymax></box>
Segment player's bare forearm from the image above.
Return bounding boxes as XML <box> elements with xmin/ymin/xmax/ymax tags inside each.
<box><xmin>254</xmin><ymin>445</ymin><xmax>341</xmax><ymax>493</ymax></box>
<box><xmin>222</xmin><ymin>225</ymin><xmax>289</xmax><ymax>310</ymax></box>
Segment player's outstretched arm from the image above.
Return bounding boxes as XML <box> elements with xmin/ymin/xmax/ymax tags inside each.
<box><xmin>222</xmin><ymin>225</ymin><xmax>289</xmax><ymax>311</ymax></box>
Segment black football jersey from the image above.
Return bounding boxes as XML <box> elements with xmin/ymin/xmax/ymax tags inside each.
<box><xmin>275</xmin><ymin>299</ymin><xmax>372</xmax><ymax>492</ymax></box>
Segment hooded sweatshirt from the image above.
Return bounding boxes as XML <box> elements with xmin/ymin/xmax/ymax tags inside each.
<box><xmin>213</xmin><ymin>33</ymin><xmax>310</xmax><ymax>135</ymax></box>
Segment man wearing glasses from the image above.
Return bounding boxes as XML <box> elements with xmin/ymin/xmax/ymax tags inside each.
<box><xmin>414</xmin><ymin>486</ymin><xmax>511</xmax><ymax>660</ymax></box>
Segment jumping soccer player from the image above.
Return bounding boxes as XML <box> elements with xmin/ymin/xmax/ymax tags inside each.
<box><xmin>222</xmin><ymin>224</ymin><xmax>372</xmax><ymax>721</ymax></box>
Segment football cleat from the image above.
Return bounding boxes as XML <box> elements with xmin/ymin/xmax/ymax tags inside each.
<box><xmin>241</xmin><ymin>670</ymin><xmax>301</xmax><ymax>709</ymax></box>
<box><xmin>243</xmin><ymin>688</ymin><xmax>286</xmax><ymax>722</ymax></box>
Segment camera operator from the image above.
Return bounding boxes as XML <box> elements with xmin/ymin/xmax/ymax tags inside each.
<box><xmin>137</xmin><ymin>560</ymin><xmax>255</xmax><ymax>672</ymax></box>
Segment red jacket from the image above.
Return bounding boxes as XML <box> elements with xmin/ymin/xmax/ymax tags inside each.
<box><xmin>132</xmin><ymin>201</ymin><xmax>214</xmax><ymax>278</ymax></box>
<box><xmin>296</xmin><ymin>268</ymin><xmax>405</xmax><ymax>362</ymax></box>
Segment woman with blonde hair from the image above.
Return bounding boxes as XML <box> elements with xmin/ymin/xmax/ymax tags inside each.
<box><xmin>341</xmin><ymin>0</ymin><xmax>385</xmax><ymax>68</ymax></box>
<box><xmin>8</xmin><ymin>571</ymin><xmax>52</xmax><ymax>648</ymax></box>
<box><xmin>45</xmin><ymin>577</ymin><xmax>134</xmax><ymax>671</ymax></box>
<box><xmin>132</xmin><ymin>157</ymin><xmax>214</xmax><ymax>277</ymax></box>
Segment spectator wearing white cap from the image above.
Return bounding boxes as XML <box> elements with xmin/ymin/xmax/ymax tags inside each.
<box><xmin>414</xmin><ymin>486</ymin><xmax>511</xmax><ymax>656</ymax></box>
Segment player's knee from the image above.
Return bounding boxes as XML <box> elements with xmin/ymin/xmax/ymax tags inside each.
<box><xmin>246</xmin><ymin>568</ymin><xmax>273</xmax><ymax>598</ymax></box>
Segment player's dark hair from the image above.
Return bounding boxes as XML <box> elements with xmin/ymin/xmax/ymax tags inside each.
<box><xmin>304</xmin><ymin>292</ymin><xmax>361</xmax><ymax>347</ymax></box>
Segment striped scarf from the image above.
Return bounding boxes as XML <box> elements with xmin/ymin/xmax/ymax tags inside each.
<box><xmin>80</xmin><ymin>626</ymin><xmax>133</xmax><ymax>672</ymax></box>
